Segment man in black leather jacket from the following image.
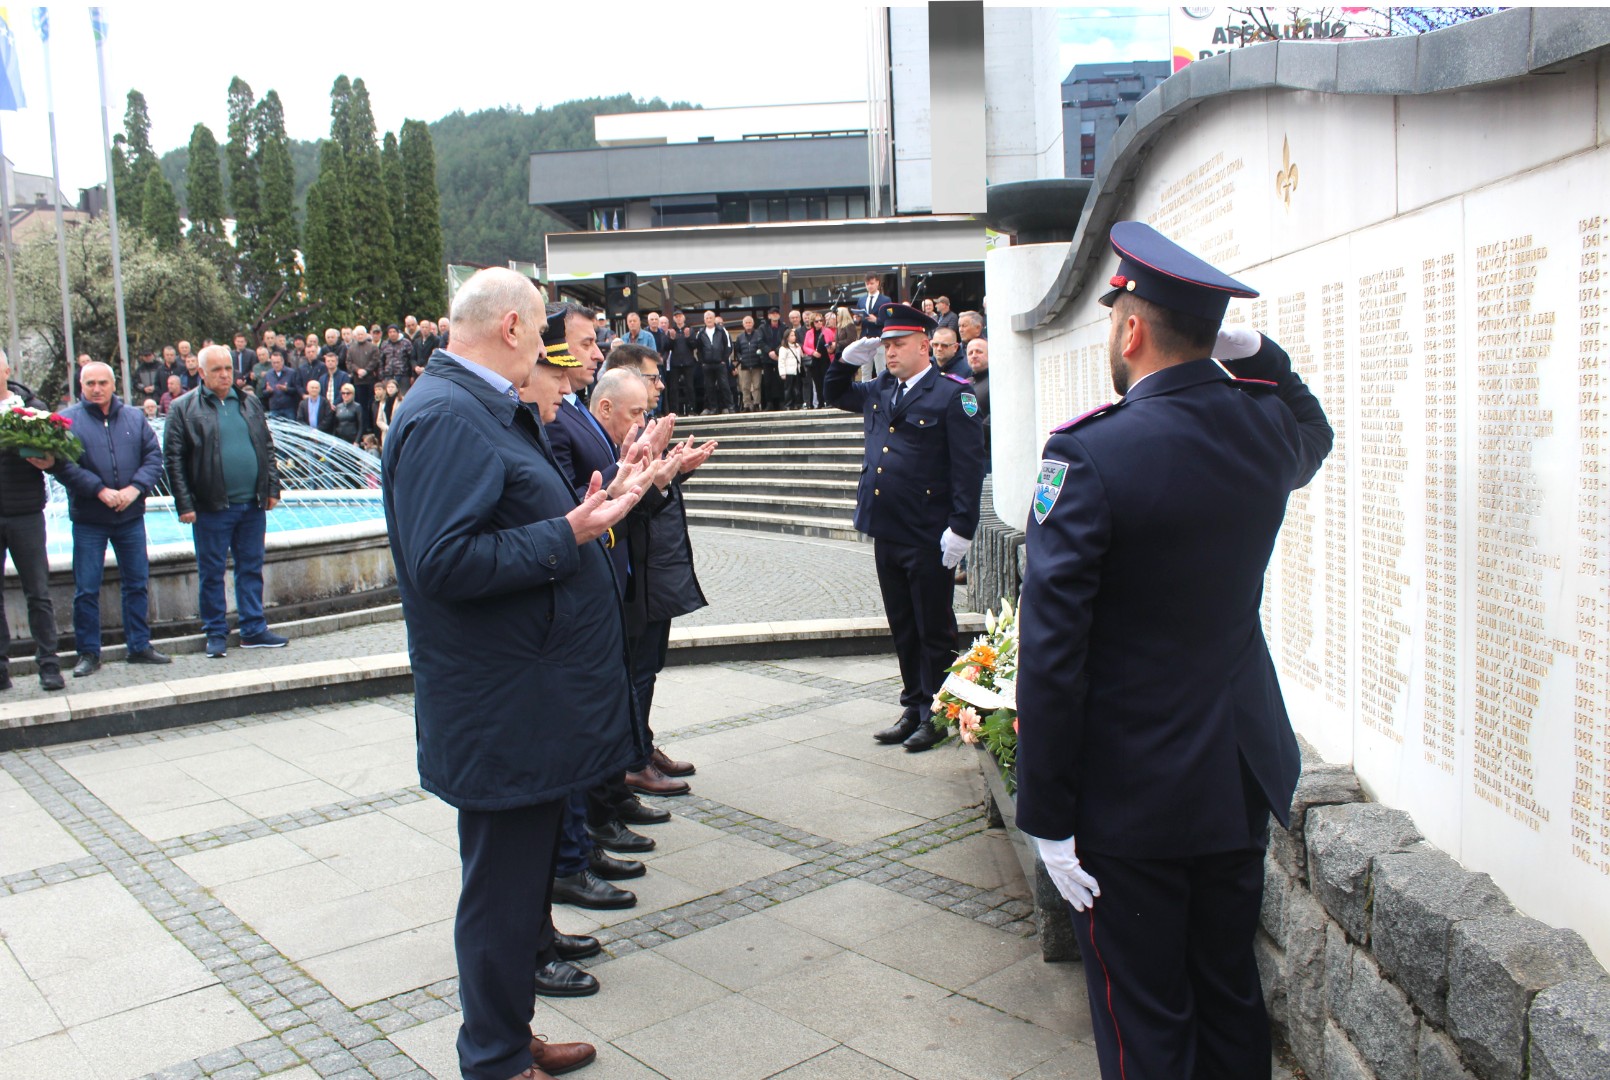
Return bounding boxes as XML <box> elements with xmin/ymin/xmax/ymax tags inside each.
<box><xmin>163</xmin><ymin>346</ymin><xmax>286</xmax><ymax>659</ymax></box>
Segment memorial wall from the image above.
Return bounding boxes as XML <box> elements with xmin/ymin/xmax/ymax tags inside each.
<box><xmin>1015</xmin><ymin>65</ymin><xmax>1610</xmax><ymax>963</ymax></box>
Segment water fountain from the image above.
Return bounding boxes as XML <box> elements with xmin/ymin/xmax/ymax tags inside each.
<box><xmin>8</xmin><ymin>418</ymin><xmax>397</xmax><ymax>650</ymax></box>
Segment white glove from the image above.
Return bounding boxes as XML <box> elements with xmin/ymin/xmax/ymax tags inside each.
<box><xmin>940</xmin><ymin>528</ymin><xmax>971</xmax><ymax>569</ymax></box>
<box><xmin>840</xmin><ymin>336</ymin><xmax>881</xmax><ymax>368</ymax></box>
<box><xmin>1213</xmin><ymin>327</ymin><xmax>1262</xmax><ymax>361</ymax></box>
<box><xmin>1034</xmin><ymin>835</ymin><xmax>1101</xmax><ymax>911</ymax></box>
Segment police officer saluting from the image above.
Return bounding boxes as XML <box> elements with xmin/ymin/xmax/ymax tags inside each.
<box><xmin>825</xmin><ymin>303</ymin><xmax>984</xmax><ymax>752</ymax></box>
<box><xmin>1014</xmin><ymin>222</ymin><xmax>1333</xmax><ymax>1079</ymax></box>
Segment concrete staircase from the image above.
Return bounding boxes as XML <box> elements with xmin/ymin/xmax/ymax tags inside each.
<box><xmin>672</xmin><ymin>409</ymin><xmax>866</xmax><ymax>541</ymax></box>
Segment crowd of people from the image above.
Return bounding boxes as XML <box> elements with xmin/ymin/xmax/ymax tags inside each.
<box><xmin>77</xmin><ymin>315</ymin><xmax>451</xmax><ymax>455</ymax></box>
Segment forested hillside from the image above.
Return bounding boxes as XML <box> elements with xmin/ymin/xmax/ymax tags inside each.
<box><xmin>158</xmin><ymin>94</ymin><xmax>692</xmax><ymax>268</ymax></box>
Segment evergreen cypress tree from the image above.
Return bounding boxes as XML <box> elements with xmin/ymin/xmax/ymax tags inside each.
<box><xmin>336</xmin><ymin>77</ymin><xmax>402</xmax><ymax>320</ymax></box>
<box><xmin>254</xmin><ymin>90</ymin><xmax>301</xmax><ymax>301</ymax></box>
<box><xmin>399</xmin><ymin>119</ymin><xmax>447</xmax><ymax>319</ymax></box>
<box><xmin>184</xmin><ymin>123</ymin><xmax>233</xmax><ymax>278</ymax></box>
<box><xmin>329</xmin><ymin>75</ymin><xmax>355</xmax><ymax>160</ymax></box>
<box><xmin>110</xmin><ymin>134</ymin><xmax>139</xmax><ymax>236</ymax></box>
<box><xmin>140</xmin><ymin>169</ymin><xmax>182</xmax><ymax>251</ymax></box>
<box><xmin>120</xmin><ymin>91</ymin><xmax>157</xmax><ymax>230</ymax></box>
<box><xmin>303</xmin><ymin>140</ymin><xmax>356</xmax><ymax>327</ymax></box>
<box><xmin>226</xmin><ymin>77</ymin><xmax>264</xmax><ymax>303</ymax></box>
<box><xmin>381</xmin><ymin>131</ymin><xmax>405</xmax><ymax>267</ymax></box>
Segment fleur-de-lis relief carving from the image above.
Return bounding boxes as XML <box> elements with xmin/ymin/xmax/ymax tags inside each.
<box><xmin>1276</xmin><ymin>136</ymin><xmax>1299</xmax><ymax>208</ymax></box>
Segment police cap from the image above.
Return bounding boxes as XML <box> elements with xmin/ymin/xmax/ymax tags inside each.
<box><xmin>878</xmin><ymin>303</ymin><xmax>938</xmax><ymax>340</ymax></box>
<box><xmin>1098</xmin><ymin>221</ymin><xmax>1258</xmax><ymax>323</ymax></box>
<box><xmin>540</xmin><ymin>307</ymin><xmax>583</xmax><ymax>368</ymax></box>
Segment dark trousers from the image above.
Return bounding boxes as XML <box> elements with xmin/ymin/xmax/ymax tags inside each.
<box><xmin>628</xmin><ymin>618</ymin><xmax>671</xmax><ymax>730</ymax></box>
<box><xmin>1071</xmin><ymin>847</ymin><xmax>1269</xmax><ymax>1080</ymax></box>
<box><xmin>72</xmin><ymin>516</ymin><xmax>150</xmax><ymax>655</ymax></box>
<box><xmin>668</xmin><ymin>365</ymin><xmax>695</xmax><ymax>415</ymax></box>
<box><xmin>807</xmin><ymin>360</ymin><xmax>826</xmax><ymax>408</ymax></box>
<box><xmin>455</xmin><ymin>799</ymin><xmax>564</xmax><ymax>1080</ymax></box>
<box><xmin>191</xmin><ymin>503</ymin><xmax>267</xmax><ymax>640</ymax></box>
<box><xmin>700</xmin><ymin>363</ymin><xmax>733</xmax><ymax>412</ymax></box>
<box><xmin>556</xmin><ymin>793</ymin><xmax>592</xmax><ymax>877</ymax></box>
<box><xmin>873</xmin><ymin>537</ymin><xmax>956</xmax><ymax>718</ymax></box>
<box><xmin>353</xmin><ymin>382</ymin><xmax>376</xmax><ymax>433</ymax></box>
<box><xmin>0</xmin><ymin>511</ymin><xmax>58</xmax><ymax>665</ymax></box>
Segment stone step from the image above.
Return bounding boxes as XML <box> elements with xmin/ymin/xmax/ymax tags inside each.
<box><xmin>691</xmin><ymin>462</ymin><xmax>862</xmax><ymax>479</ymax></box>
<box><xmin>702</xmin><ymin>446</ymin><xmax>865</xmax><ymax>466</ymax></box>
<box><xmin>682</xmin><ymin>508</ymin><xmax>867</xmax><ymax>543</ymax></box>
<box><xmin>672</xmin><ymin>410</ymin><xmax>862</xmax><ymax>438</ymax></box>
<box><xmin>682</xmin><ymin>490</ymin><xmax>858</xmax><ymax>514</ymax></box>
<box><xmin>685</xmin><ymin>476</ymin><xmax>857</xmax><ymax>499</ymax></box>
<box><xmin>682</xmin><ymin>430</ymin><xmax>864</xmax><ymax>450</ymax></box>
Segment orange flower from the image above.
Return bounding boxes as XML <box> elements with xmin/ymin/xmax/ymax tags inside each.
<box><xmin>967</xmin><ymin>643</ymin><xmax>999</xmax><ymax>668</ymax></box>
<box><xmin>945</xmin><ymin>702</ymin><xmax>961</xmax><ymax>721</ymax></box>
<box><xmin>1013</xmin><ymin>717</ymin><xmax>1019</xmax><ymax>734</ymax></box>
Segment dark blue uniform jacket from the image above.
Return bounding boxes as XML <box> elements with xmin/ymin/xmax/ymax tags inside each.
<box><xmin>824</xmin><ymin>359</ymin><xmax>986</xmax><ymax>548</ymax></box>
<box><xmin>382</xmin><ymin>354</ymin><xmax>643</xmax><ymax>811</ymax></box>
<box><xmin>1014</xmin><ymin>340</ymin><xmax>1332</xmax><ymax>858</ymax></box>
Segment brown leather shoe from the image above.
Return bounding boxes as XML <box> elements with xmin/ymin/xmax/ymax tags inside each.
<box><xmin>505</xmin><ymin>1068</ymin><xmax>551</xmax><ymax>1080</ymax></box>
<box><xmin>651</xmin><ymin>746</ymin><xmax>695</xmax><ymax>777</ymax></box>
<box><xmin>624</xmin><ymin>763</ymin><xmax>690</xmax><ymax>797</ymax></box>
<box><xmin>529</xmin><ymin>1034</ymin><xmax>597</xmax><ymax>1075</ymax></box>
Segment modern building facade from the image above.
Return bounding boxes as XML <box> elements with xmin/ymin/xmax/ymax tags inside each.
<box><xmin>1060</xmin><ymin>60</ymin><xmax>1170</xmax><ymax>178</ymax></box>
<box><xmin>530</xmin><ymin>3</ymin><xmax>1065</xmax><ymax>323</ymax></box>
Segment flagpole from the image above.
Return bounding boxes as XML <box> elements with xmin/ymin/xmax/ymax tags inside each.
<box><xmin>89</xmin><ymin>9</ymin><xmax>129</xmax><ymax>400</ymax></box>
<box><xmin>0</xmin><ymin>115</ymin><xmax>19</xmax><ymax>365</ymax></box>
<box><xmin>36</xmin><ymin>8</ymin><xmax>72</xmax><ymax>389</ymax></box>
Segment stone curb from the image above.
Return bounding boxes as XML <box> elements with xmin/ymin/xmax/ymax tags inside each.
<box><xmin>0</xmin><ymin>615</ymin><xmax>984</xmax><ymax>749</ymax></box>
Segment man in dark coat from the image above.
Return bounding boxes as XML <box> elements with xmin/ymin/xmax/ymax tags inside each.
<box><xmin>0</xmin><ymin>351</ymin><xmax>65</xmax><ymax>690</ymax></box>
<box><xmin>56</xmin><ymin>362</ymin><xmax>170</xmax><ymax>676</ymax></box>
<box><xmin>694</xmin><ymin>309</ymin><xmax>734</xmax><ymax>414</ymax></box>
<box><xmin>383</xmin><ymin>269</ymin><xmax>642</xmax><ymax>1080</ymax></box>
<box><xmin>663</xmin><ymin>311</ymin><xmax>698</xmax><ymax>415</ymax></box>
<box><xmin>1014</xmin><ymin>222</ymin><xmax>1333</xmax><ymax>1080</ymax></box>
<box><xmin>825</xmin><ymin>303</ymin><xmax>985</xmax><ymax>752</ymax></box>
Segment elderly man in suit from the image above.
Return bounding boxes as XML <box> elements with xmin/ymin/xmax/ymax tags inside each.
<box><xmin>383</xmin><ymin>268</ymin><xmax>646</xmax><ymax>1080</ymax></box>
<box><xmin>1015</xmin><ymin>222</ymin><xmax>1333</xmax><ymax>1079</ymax></box>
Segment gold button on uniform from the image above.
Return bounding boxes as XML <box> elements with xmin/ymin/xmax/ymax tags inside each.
<box><xmin>889</xmin><ymin>425</ymin><xmax>895</xmax><ymax>433</ymax></box>
<box><xmin>874</xmin><ymin>488</ymin><xmax>880</xmax><ymax>495</ymax></box>
<box><xmin>876</xmin><ymin>466</ymin><xmax>883</xmax><ymax>473</ymax></box>
<box><xmin>883</xmin><ymin>446</ymin><xmax>889</xmax><ymax>453</ymax></box>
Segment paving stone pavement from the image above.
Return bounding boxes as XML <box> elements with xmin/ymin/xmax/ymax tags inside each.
<box><xmin>0</xmin><ymin>528</ymin><xmax>959</xmax><ymax>704</ymax></box>
<box><xmin>0</xmin><ymin>654</ymin><xmax>1109</xmax><ymax>1080</ymax></box>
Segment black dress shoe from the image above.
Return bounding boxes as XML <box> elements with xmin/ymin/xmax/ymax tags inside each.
<box><xmin>586</xmin><ymin>820</ymin><xmax>656</xmax><ymax>854</ymax></box>
<box><xmin>553</xmin><ymin>932</ymin><xmax>602</xmax><ymax>961</ymax></box>
<box><xmin>0</xmin><ymin>670</ymin><xmax>11</xmax><ymax>691</ymax></box>
<box><xmin>533</xmin><ymin>959</ymin><xmax>599</xmax><ymax>998</ymax></box>
<box><xmin>903</xmin><ymin>719</ymin><xmax>946</xmax><ymax>753</ymax></box>
<box><xmin>125</xmin><ymin>648</ymin><xmax>172</xmax><ymax>665</ymax></box>
<box><xmin>72</xmin><ymin>654</ymin><xmax>101</xmax><ymax>678</ymax></box>
<box><xmin>590</xmin><ymin>847</ymin><xmax>646</xmax><ymax>880</ymax></box>
<box><xmin>873</xmin><ymin>715</ymin><xmax>920</xmax><ymax>744</ymax></box>
<box><xmin>38</xmin><ymin>667</ymin><xmax>64</xmax><ymax>692</ymax></box>
<box><xmin>552</xmin><ymin>870</ymin><xmax>636</xmax><ymax>910</ymax></box>
<box><xmin>615</xmin><ymin>797</ymin><xmax>671</xmax><ymax>826</ymax></box>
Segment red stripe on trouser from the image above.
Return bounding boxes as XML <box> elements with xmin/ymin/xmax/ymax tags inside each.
<box><xmin>1089</xmin><ymin>908</ymin><xmax>1128</xmax><ymax>1080</ymax></box>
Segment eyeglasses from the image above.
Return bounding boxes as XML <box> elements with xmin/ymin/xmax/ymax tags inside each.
<box><xmin>645</xmin><ymin>373</ymin><xmax>665</xmax><ymax>385</ymax></box>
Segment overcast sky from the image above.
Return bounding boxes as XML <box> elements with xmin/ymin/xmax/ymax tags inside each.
<box><xmin>1</xmin><ymin>1</ymin><xmax>1167</xmax><ymax>195</ymax></box>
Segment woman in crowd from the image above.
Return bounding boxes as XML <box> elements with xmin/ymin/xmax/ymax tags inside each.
<box><xmin>778</xmin><ymin>328</ymin><xmax>804</xmax><ymax>409</ymax></box>
<box><xmin>831</xmin><ymin>306</ymin><xmax>861</xmax><ymax>385</ymax></box>
<box><xmin>331</xmin><ymin>383</ymin><xmax>364</xmax><ymax>444</ymax></box>
<box><xmin>374</xmin><ymin>378</ymin><xmax>403</xmax><ymax>443</ymax></box>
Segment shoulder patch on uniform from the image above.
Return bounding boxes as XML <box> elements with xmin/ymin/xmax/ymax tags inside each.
<box><xmin>959</xmin><ymin>392</ymin><xmax>979</xmax><ymax>417</ymax></box>
<box><xmin>944</xmin><ymin>372</ymin><xmax>970</xmax><ymax>384</ymax></box>
<box><xmin>1230</xmin><ymin>377</ymin><xmax>1279</xmax><ymax>391</ymax></box>
<box><xmin>1051</xmin><ymin>401</ymin><xmax>1119</xmax><ymax>433</ymax></box>
<box><xmin>1031</xmin><ymin>460</ymin><xmax>1068</xmax><ymax>524</ymax></box>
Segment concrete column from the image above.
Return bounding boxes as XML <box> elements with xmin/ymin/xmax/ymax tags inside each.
<box><xmin>984</xmin><ymin>241</ymin><xmax>1072</xmax><ymax>530</ymax></box>
<box><xmin>928</xmin><ymin>1</ymin><xmax>986</xmax><ymax>213</ymax></box>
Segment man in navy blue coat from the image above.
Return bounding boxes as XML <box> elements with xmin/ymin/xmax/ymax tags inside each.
<box><xmin>1015</xmin><ymin>222</ymin><xmax>1333</xmax><ymax>1079</ymax></box>
<box><xmin>382</xmin><ymin>268</ymin><xmax>644</xmax><ymax>1080</ymax></box>
<box><xmin>825</xmin><ymin>303</ymin><xmax>985</xmax><ymax>752</ymax></box>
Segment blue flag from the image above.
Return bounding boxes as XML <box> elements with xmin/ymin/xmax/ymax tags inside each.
<box><xmin>29</xmin><ymin>5</ymin><xmax>43</xmax><ymax>42</ymax></box>
<box><xmin>89</xmin><ymin>6</ymin><xmax>107</xmax><ymax>43</ymax></box>
<box><xmin>0</xmin><ymin>9</ymin><xmax>24</xmax><ymax>111</ymax></box>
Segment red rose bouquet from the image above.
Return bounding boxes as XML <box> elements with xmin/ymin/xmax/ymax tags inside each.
<box><xmin>0</xmin><ymin>403</ymin><xmax>84</xmax><ymax>462</ymax></box>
